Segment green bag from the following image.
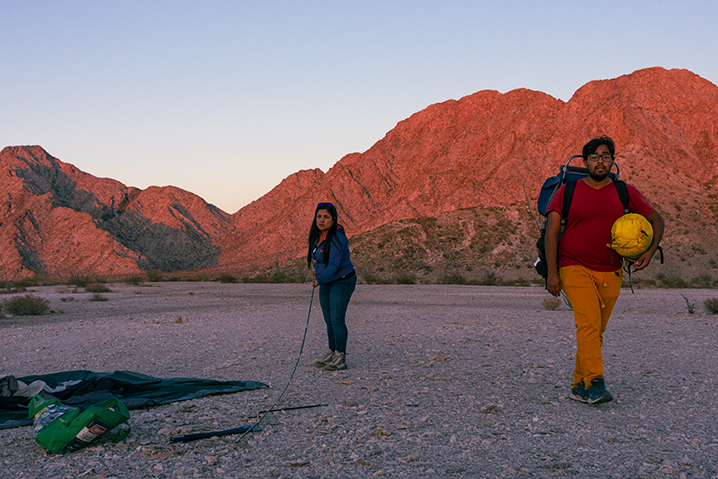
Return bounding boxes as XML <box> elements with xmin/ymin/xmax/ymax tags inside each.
<box><xmin>28</xmin><ymin>395</ymin><xmax>130</xmax><ymax>454</ymax></box>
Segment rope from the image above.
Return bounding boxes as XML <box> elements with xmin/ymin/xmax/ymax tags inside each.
<box><xmin>236</xmin><ymin>285</ymin><xmax>316</xmax><ymax>443</ymax></box>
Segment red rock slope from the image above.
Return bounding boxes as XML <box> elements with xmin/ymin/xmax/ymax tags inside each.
<box><xmin>0</xmin><ymin>146</ymin><xmax>234</xmax><ymax>279</ymax></box>
<box><xmin>220</xmin><ymin>67</ymin><xmax>718</xmax><ymax>271</ymax></box>
<box><xmin>1</xmin><ymin>67</ymin><xmax>716</xmax><ymax>279</ymax></box>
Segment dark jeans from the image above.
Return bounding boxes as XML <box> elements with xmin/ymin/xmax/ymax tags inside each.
<box><xmin>318</xmin><ymin>275</ymin><xmax>356</xmax><ymax>354</ymax></box>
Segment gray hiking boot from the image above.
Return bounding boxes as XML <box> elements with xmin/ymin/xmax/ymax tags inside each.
<box><xmin>314</xmin><ymin>350</ymin><xmax>335</xmax><ymax>368</ymax></box>
<box><xmin>587</xmin><ymin>378</ymin><xmax>613</xmax><ymax>404</ymax></box>
<box><xmin>569</xmin><ymin>383</ymin><xmax>589</xmax><ymax>403</ymax></box>
<box><xmin>324</xmin><ymin>352</ymin><xmax>347</xmax><ymax>371</ymax></box>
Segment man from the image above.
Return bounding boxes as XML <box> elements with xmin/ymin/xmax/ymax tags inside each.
<box><xmin>545</xmin><ymin>136</ymin><xmax>664</xmax><ymax>404</ymax></box>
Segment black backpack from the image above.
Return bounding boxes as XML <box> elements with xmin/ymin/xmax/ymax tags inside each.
<box><xmin>534</xmin><ymin>155</ymin><xmax>628</xmax><ymax>279</ymax></box>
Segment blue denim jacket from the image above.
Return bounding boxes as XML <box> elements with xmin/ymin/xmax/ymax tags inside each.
<box><xmin>312</xmin><ymin>228</ymin><xmax>354</xmax><ymax>284</ymax></box>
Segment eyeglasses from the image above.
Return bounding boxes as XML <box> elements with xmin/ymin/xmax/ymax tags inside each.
<box><xmin>317</xmin><ymin>202</ymin><xmax>332</xmax><ymax>208</ymax></box>
<box><xmin>587</xmin><ymin>153</ymin><xmax>613</xmax><ymax>162</ymax></box>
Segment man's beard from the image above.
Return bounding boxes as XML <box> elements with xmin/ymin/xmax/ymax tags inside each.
<box><xmin>588</xmin><ymin>171</ymin><xmax>609</xmax><ymax>181</ymax></box>
<box><xmin>588</xmin><ymin>167</ymin><xmax>610</xmax><ymax>181</ymax></box>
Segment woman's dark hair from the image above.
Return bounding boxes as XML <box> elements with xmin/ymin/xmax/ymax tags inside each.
<box><xmin>307</xmin><ymin>203</ymin><xmax>340</xmax><ymax>268</ymax></box>
<box><xmin>582</xmin><ymin>135</ymin><xmax>616</xmax><ymax>160</ymax></box>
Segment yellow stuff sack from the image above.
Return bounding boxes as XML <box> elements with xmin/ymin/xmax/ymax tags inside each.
<box><xmin>607</xmin><ymin>213</ymin><xmax>653</xmax><ymax>262</ymax></box>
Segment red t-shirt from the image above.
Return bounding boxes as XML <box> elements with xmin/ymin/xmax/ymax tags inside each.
<box><xmin>547</xmin><ymin>180</ymin><xmax>655</xmax><ymax>271</ymax></box>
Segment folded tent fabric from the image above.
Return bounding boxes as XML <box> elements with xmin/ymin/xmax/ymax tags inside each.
<box><xmin>0</xmin><ymin>370</ymin><xmax>267</xmax><ymax>429</ymax></box>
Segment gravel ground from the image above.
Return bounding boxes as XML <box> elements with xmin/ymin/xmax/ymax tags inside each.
<box><xmin>1</xmin><ymin>282</ymin><xmax>717</xmax><ymax>479</ymax></box>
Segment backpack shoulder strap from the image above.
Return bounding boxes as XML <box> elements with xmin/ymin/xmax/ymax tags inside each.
<box><xmin>614</xmin><ymin>179</ymin><xmax>630</xmax><ymax>214</ymax></box>
<box><xmin>561</xmin><ymin>180</ymin><xmax>578</xmax><ymax>227</ymax></box>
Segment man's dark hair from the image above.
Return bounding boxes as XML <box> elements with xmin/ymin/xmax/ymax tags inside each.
<box><xmin>582</xmin><ymin>136</ymin><xmax>616</xmax><ymax>160</ymax></box>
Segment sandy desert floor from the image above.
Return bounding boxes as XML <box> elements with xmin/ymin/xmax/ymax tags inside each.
<box><xmin>1</xmin><ymin>282</ymin><xmax>717</xmax><ymax>478</ymax></box>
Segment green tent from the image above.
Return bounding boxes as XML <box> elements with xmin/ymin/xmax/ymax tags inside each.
<box><xmin>0</xmin><ymin>370</ymin><xmax>267</xmax><ymax>429</ymax></box>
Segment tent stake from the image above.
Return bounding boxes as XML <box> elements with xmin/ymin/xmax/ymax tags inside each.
<box><xmin>170</xmin><ymin>426</ymin><xmax>262</xmax><ymax>443</ymax></box>
<box><xmin>256</xmin><ymin>403</ymin><xmax>328</xmax><ymax>419</ymax></box>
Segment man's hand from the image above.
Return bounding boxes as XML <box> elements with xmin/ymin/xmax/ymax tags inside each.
<box><xmin>544</xmin><ymin>210</ymin><xmax>562</xmax><ymax>297</ymax></box>
<box><xmin>547</xmin><ymin>271</ymin><xmax>562</xmax><ymax>297</ymax></box>
<box><xmin>632</xmin><ymin>250</ymin><xmax>654</xmax><ymax>270</ymax></box>
<box><xmin>634</xmin><ymin>209</ymin><xmax>665</xmax><ymax>271</ymax></box>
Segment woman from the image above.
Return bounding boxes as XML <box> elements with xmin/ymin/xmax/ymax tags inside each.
<box><xmin>307</xmin><ymin>202</ymin><xmax>356</xmax><ymax>371</ymax></box>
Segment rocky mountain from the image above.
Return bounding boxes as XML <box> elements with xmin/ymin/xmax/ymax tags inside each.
<box><xmin>0</xmin><ymin>146</ymin><xmax>234</xmax><ymax>281</ymax></box>
<box><xmin>220</xmin><ymin>67</ymin><xmax>718</xmax><ymax>283</ymax></box>
<box><xmin>1</xmin><ymin>67</ymin><xmax>717</xmax><ymax>284</ymax></box>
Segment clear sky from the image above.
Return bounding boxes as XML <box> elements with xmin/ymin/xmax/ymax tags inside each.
<box><xmin>2</xmin><ymin>1</ymin><xmax>716</xmax><ymax>214</ymax></box>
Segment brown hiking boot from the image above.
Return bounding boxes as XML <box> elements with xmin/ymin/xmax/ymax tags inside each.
<box><xmin>314</xmin><ymin>350</ymin><xmax>335</xmax><ymax>368</ymax></box>
<box><xmin>324</xmin><ymin>352</ymin><xmax>347</xmax><ymax>371</ymax></box>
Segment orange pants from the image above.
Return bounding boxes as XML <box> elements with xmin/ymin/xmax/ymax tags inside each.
<box><xmin>559</xmin><ymin>265</ymin><xmax>622</xmax><ymax>389</ymax></box>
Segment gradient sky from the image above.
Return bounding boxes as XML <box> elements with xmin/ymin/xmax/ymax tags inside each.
<box><xmin>2</xmin><ymin>1</ymin><xmax>716</xmax><ymax>214</ymax></box>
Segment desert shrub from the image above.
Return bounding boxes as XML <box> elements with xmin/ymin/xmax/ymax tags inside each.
<box><xmin>147</xmin><ymin>270</ymin><xmax>163</xmax><ymax>282</ymax></box>
<box><xmin>15</xmin><ymin>271</ymin><xmax>53</xmax><ymax>287</ymax></box>
<box><xmin>218</xmin><ymin>274</ymin><xmax>238</xmax><ymax>283</ymax></box>
<box><xmin>680</xmin><ymin>294</ymin><xmax>696</xmax><ymax>314</ymax></box>
<box><xmin>634</xmin><ymin>278</ymin><xmax>657</xmax><ymax>288</ymax></box>
<box><xmin>85</xmin><ymin>283</ymin><xmax>111</xmax><ymax>293</ymax></box>
<box><xmin>188</xmin><ymin>274</ymin><xmax>209</xmax><ymax>282</ymax></box>
<box><xmin>271</xmin><ymin>271</ymin><xmax>288</xmax><ymax>283</ymax></box>
<box><xmin>439</xmin><ymin>273</ymin><xmax>470</xmax><ymax>285</ymax></box>
<box><xmin>704</xmin><ymin>298</ymin><xmax>718</xmax><ymax>314</ymax></box>
<box><xmin>0</xmin><ymin>286</ymin><xmax>27</xmax><ymax>295</ymax></box>
<box><xmin>363</xmin><ymin>273</ymin><xmax>393</xmax><ymax>284</ymax></box>
<box><xmin>67</xmin><ymin>272</ymin><xmax>92</xmax><ymax>288</ymax></box>
<box><xmin>241</xmin><ymin>273</ymin><xmax>272</xmax><ymax>283</ymax></box>
<box><xmin>439</xmin><ymin>273</ymin><xmax>483</xmax><ymax>285</ymax></box>
<box><xmin>241</xmin><ymin>268</ymin><xmax>308</xmax><ymax>284</ymax></box>
<box><xmin>656</xmin><ymin>272</ymin><xmax>687</xmax><ymax>289</ymax></box>
<box><xmin>244</xmin><ymin>271</ymin><xmax>301</xmax><ymax>283</ymax></box>
<box><xmin>478</xmin><ymin>272</ymin><xmax>499</xmax><ymax>286</ymax></box>
<box><xmin>124</xmin><ymin>275</ymin><xmax>145</xmax><ymax>285</ymax></box>
<box><xmin>89</xmin><ymin>293</ymin><xmax>108</xmax><ymax>302</ymax></box>
<box><xmin>394</xmin><ymin>273</ymin><xmax>417</xmax><ymax>285</ymax></box>
<box><xmin>359</xmin><ymin>271</ymin><xmax>379</xmax><ymax>284</ymax></box>
<box><xmin>542</xmin><ymin>297</ymin><xmax>561</xmax><ymax>311</ymax></box>
<box><xmin>2</xmin><ymin>294</ymin><xmax>50</xmax><ymax>316</ymax></box>
<box><xmin>271</xmin><ymin>269</ymin><xmax>306</xmax><ymax>283</ymax></box>
<box><xmin>691</xmin><ymin>274</ymin><xmax>713</xmax><ymax>289</ymax></box>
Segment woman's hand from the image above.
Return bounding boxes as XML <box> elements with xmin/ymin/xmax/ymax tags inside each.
<box><xmin>312</xmin><ymin>279</ymin><xmax>319</xmax><ymax>288</ymax></box>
